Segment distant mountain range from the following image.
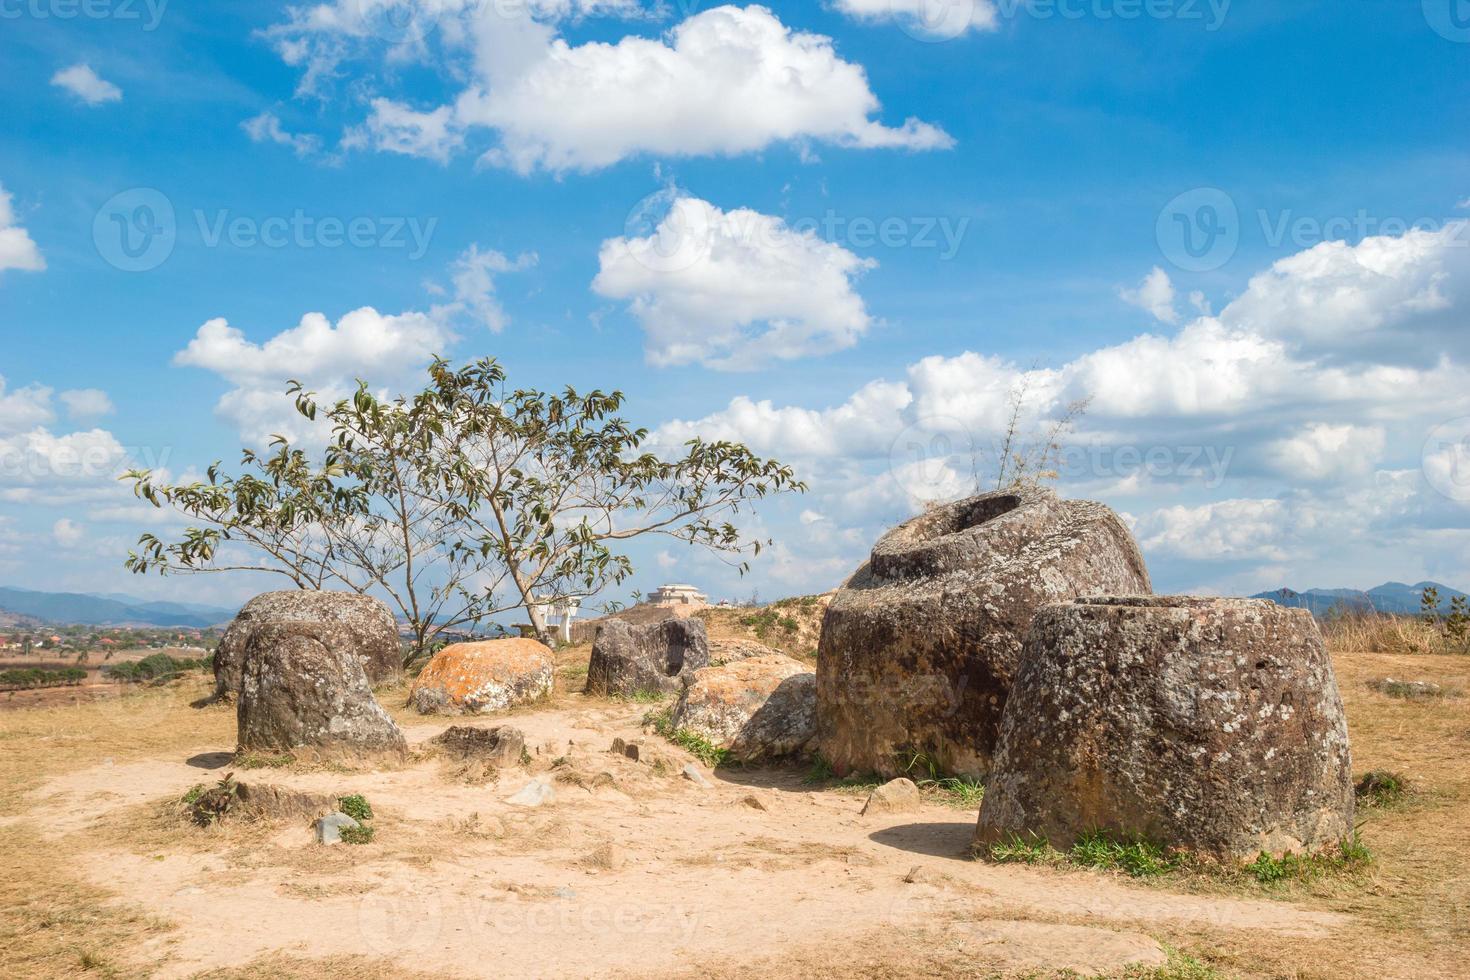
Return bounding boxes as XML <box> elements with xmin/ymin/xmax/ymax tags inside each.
<box><xmin>0</xmin><ymin>587</ymin><xmax>238</xmax><ymax>629</ymax></box>
<box><xmin>1251</xmin><ymin>581</ymin><xmax>1467</xmax><ymax>617</ymax></box>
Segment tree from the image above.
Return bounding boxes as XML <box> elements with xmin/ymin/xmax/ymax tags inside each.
<box><xmin>1420</xmin><ymin>585</ymin><xmax>1442</xmax><ymax>628</ymax></box>
<box><xmin>125</xmin><ymin>357</ymin><xmax>804</xmax><ymax>664</ymax></box>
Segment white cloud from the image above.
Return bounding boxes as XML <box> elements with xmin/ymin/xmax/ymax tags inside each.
<box><xmin>173</xmin><ymin>307</ymin><xmax>451</xmax><ymax>444</ymax></box>
<box><xmin>1132</xmin><ymin>498</ymin><xmax>1291</xmax><ymax>562</ymax></box>
<box><xmin>650</xmin><ymin>219</ymin><xmax>1470</xmax><ymax>595</ymax></box>
<box><xmin>1119</xmin><ymin>266</ymin><xmax>1179</xmax><ymax>324</ymax></box>
<box><xmin>432</xmin><ymin>245</ymin><xmax>537</xmax><ymax>332</ymax></box>
<box><xmin>799</xmin><ymin>509</ymin><xmax>827</xmax><ymax>525</ymax></box>
<box><xmin>0</xmin><ymin>377</ymin><xmax>55</xmax><ymax>435</ymax></box>
<box><xmin>344</xmin><ymin>99</ymin><xmax>463</xmax><ymax>163</ymax></box>
<box><xmin>172</xmin><ymin>244</ymin><xmax>534</xmax><ymax>441</ymax></box>
<box><xmin>1263</xmin><ymin>423</ymin><xmax>1386</xmax><ymax>482</ymax></box>
<box><xmin>59</xmin><ymin>389</ymin><xmax>115</xmax><ymax>422</ymax></box>
<box><xmin>0</xmin><ymin>427</ymin><xmax>130</xmax><ymax>496</ymax></box>
<box><xmin>52</xmin><ymin>518</ymin><xmax>85</xmax><ymax>547</ymax></box>
<box><xmin>268</xmin><ymin>3</ymin><xmax>951</xmax><ymax>174</ymax></box>
<box><xmin>593</xmin><ymin>193</ymin><xmax>877</xmax><ymax>369</ymax></box>
<box><xmin>0</xmin><ymin>182</ymin><xmax>45</xmax><ymax>276</ymax></box>
<box><xmin>50</xmin><ymin>64</ymin><xmax>123</xmax><ymax>105</ymax></box>
<box><xmin>242</xmin><ymin>111</ymin><xmax>322</xmax><ymax>157</ymax></box>
<box><xmin>1219</xmin><ymin>222</ymin><xmax>1470</xmax><ymax>365</ymax></box>
<box><xmin>834</xmin><ymin>0</ymin><xmax>999</xmax><ymax>37</ymax></box>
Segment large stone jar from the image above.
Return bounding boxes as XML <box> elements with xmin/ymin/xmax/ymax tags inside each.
<box><xmin>974</xmin><ymin>596</ymin><xmax>1354</xmax><ymax>860</ymax></box>
<box><xmin>215</xmin><ymin>590</ymin><xmax>401</xmax><ymax>700</ymax></box>
<box><xmin>816</xmin><ymin>487</ymin><xmax>1150</xmax><ymax>779</ymax></box>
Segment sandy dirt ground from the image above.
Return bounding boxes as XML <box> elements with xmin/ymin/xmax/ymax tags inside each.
<box><xmin>2</xmin><ymin>648</ymin><xmax>1467</xmax><ymax>979</ymax></box>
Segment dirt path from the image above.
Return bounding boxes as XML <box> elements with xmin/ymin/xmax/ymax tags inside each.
<box><xmin>18</xmin><ymin>701</ymin><xmax>1348</xmax><ymax>979</ymax></box>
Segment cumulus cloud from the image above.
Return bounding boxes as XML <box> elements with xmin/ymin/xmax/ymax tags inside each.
<box><xmin>834</xmin><ymin>0</ymin><xmax>1000</xmax><ymax>37</ymax></box>
<box><xmin>50</xmin><ymin>64</ymin><xmax>123</xmax><ymax>105</ymax></box>
<box><xmin>172</xmin><ymin>243</ymin><xmax>536</xmax><ymax>441</ymax></box>
<box><xmin>1263</xmin><ymin>423</ymin><xmax>1386</xmax><ymax>482</ymax></box>
<box><xmin>593</xmin><ymin>193</ymin><xmax>877</xmax><ymax>369</ymax></box>
<box><xmin>651</xmin><ymin>220</ymin><xmax>1470</xmax><ymax>594</ymax></box>
<box><xmin>242</xmin><ymin>111</ymin><xmax>322</xmax><ymax>157</ymax></box>
<box><xmin>173</xmin><ymin>307</ymin><xmax>451</xmax><ymax>444</ymax></box>
<box><xmin>1119</xmin><ymin>266</ymin><xmax>1179</xmax><ymax>324</ymax></box>
<box><xmin>0</xmin><ymin>182</ymin><xmax>45</xmax><ymax>276</ymax></box>
<box><xmin>1219</xmin><ymin>222</ymin><xmax>1470</xmax><ymax>366</ymax></box>
<box><xmin>268</xmin><ymin>3</ymin><xmax>951</xmax><ymax>173</ymax></box>
<box><xmin>0</xmin><ymin>428</ymin><xmax>131</xmax><ymax>500</ymax></box>
<box><xmin>0</xmin><ymin>377</ymin><xmax>55</xmax><ymax>434</ymax></box>
<box><xmin>59</xmin><ymin>389</ymin><xmax>115</xmax><ymax>422</ymax></box>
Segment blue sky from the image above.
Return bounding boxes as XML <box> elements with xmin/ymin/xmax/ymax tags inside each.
<box><xmin>1</xmin><ymin>0</ymin><xmax>1468</xmax><ymax>611</ymax></box>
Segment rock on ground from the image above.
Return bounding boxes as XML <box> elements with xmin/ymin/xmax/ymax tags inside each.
<box><xmin>817</xmin><ymin>486</ymin><xmax>1151</xmax><ymax>780</ymax></box>
<box><xmin>215</xmin><ymin>590</ymin><xmax>401</xmax><ymax>700</ymax></box>
<box><xmin>237</xmin><ymin>621</ymin><xmax>407</xmax><ymax>758</ymax></box>
<box><xmin>975</xmin><ymin>596</ymin><xmax>1355</xmax><ymax>860</ymax></box>
<box><xmin>861</xmin><ymin>778</ymin><xmax>922</xmax><ymax>816</ymax></box>
<box><xmin>430</xmin><ymin>725</ymin><xmax>527</xmax><ymax>768</ymax></box>
<box><xmin>669</xmin><ymin>654</ymin><xmax>816</xmax><ymax>762</ymax></box>
<box><xmin>506</xmin><ymin>778</ymin><xmax>555</xmax><ymax>807</ymax></box>
<box><xmin>585</xmin><ymin>618</ymin><xmax>709</xmax><ymax>697</ymax></box>
<box><xmin>316</xmin><ymin>811</ymin><xmax>360</xmax><ymax>845</ymax></box>
<box><xmin>409</xmin><ymin>639</ymin><xmax>554</xmax><ymax>715</ymax></box>
<box><xmin>709</xmin><ymin>638</ymin><xmax>782</xmax><ymax>666</ymax></box>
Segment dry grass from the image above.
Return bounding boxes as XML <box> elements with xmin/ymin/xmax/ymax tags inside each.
<box><xmin>0</xmin><ymin>823</ymin><xmax>173</xmax><ymax>979</ymax></box>
<box><xmin>3</xmin><ymin>641</ymin><xmax>1469</xmax><ymax>978</ymax></box>
<box><xmin>0</xmin><ymin>675</ymin><xmax>230</xmax><ymax>816</ymax></box>
<box><xmin>1321</xmin><ymin>612</ymin><xmax>1470</xmax><ymax>655</ymax></box>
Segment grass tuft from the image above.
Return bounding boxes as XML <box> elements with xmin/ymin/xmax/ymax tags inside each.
<box><xmin>1355</xmin><ymin>769</ymin><xmax>1409</xmax><ymax>808</ymax></box>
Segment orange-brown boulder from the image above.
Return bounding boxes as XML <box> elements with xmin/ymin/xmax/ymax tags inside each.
<box><xmin>409</xmin><ymin>639</ymin><xmax>554</xmax><ymax>715</ymax></box>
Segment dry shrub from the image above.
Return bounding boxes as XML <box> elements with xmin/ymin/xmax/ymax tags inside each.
<box><xmin>1320</xmin><ymin>612</ymin><xmax>1462</xmax><ymax>655</ymax></box>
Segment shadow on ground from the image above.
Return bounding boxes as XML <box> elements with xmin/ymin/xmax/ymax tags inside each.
<box><xmin>869</xmin><ymin>822</ymin><xmax>975</xmax><ymax>860</ymax></box>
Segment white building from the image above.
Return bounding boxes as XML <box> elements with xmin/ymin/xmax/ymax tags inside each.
<box><xmin>530</xmin><ymin>596</ymin><xmax>582</xmax><ymax>645</ymax></box>
<box><xmin>648</xmin><ymin>584</ymin><xmax>708</xmax><ymax>610</ymax></box>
